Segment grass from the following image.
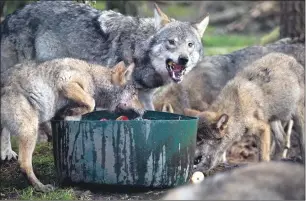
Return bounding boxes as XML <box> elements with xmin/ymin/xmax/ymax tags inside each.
<box><xmin>205</xmin><ymin>46</ymin><xmax>250</xmax><ymax>56</ymax></box>
<box><xmin>202</xmin><ymin>33</ymin><xmax>260</xmax><ymax>56</ymax></box>
<box><xmin>203</xmin><ymin>35</ymin><xmax>259</xmax><ymax>56</ymax></box>
<box><xmin>17</xmin><ymin>188</ymin><xmax>76</xmax><ymax>200</ymax></box>
<box><xmin>203</xmin><ymin>34</ymin><xmax>258</xmax><ymax>47</ymax></box>
<box><xmin>93</xmin><ymin>1</ymin><xmax>106</xmax><ymax>10</ymax></box>
<box><xmin>0</xmin><ymin>137</ymin><xmax>77</xmax><ymax>200</ymax></box>
<box><xmin>163</xmin><ymin>3</ymin><xmax>194</xmax><ymax>19</ymax></box>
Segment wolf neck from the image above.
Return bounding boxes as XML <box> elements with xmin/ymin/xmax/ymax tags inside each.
<box><xmin>131</xmin><ymin>18</ymin><xmax>165</xmax><ymax>89</ymax></box>
<box><xmin>125</xmin><ymin>17</ymin><xmax>157</xmax><ymax>63</ymax></box>
<box><xmin>89</xmin><ymin>65</ymin><xmax>118</xmax><ymax>105</ymax></box>
<box><xmin>126</xmin><ymin>17</ymin><xmax>156</xmax><ymax>51</ymax></box>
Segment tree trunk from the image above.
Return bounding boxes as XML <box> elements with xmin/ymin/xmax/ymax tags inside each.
<box><xmin>279</xmin><ymin>1</ymin><xmax>305</xmax><ymax>42</ymax></box>
<box><xmin>0</xmin><ymin>1</ymin><xmax>5</xmax><ymax>18</ymax></box>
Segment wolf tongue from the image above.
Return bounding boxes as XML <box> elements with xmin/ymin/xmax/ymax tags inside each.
<box><xmin>173</xmin><ymin>64</ymin><xmax>183</xmax><ymax>72</ymax></box>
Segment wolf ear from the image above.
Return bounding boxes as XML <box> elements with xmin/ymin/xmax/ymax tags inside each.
<box><xmin>111</xmin><ymin>61</ymin><xmax>127</xmax><ymax>86</ymax></box>
<box><xmin>192</xmin><ymin>14</ymin><xmax>209</xmax><ymax>38</ymax></box>
<box><xmin>216</xmin><ymin>114</ymin><xmax>229</xmax><ymax>130</ymax></box>
<box><xmin>122</xmin><ymin>62</ymin><xmax>135</xmax><ymax>84</ymax></box>
<box><xmin>162</xmin><ymin>103</ymin><xmax>174</xmax><ymax>113</ymax></box>
<box><xmin>154</xmin><ymin>3</ymin><xmax>170</xmax><ymax>30</ymax></box>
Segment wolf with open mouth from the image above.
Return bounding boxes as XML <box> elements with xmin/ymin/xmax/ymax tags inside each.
<box><xmin>1</xmin><ymin>1</ymin><xmax>209</xmax><ymax>110</ymax></box>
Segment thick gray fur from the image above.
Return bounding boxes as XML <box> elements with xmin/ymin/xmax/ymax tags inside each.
<box><xmin>163</xmin><ymin>162</ymin><xmax>305</xmax><ymax>200</ymax></box>
<box><xmin>154</xmin><ymin>41</ymin><xmax>305</xmax><ymax>114</ymax></box>
<box><xmin>1</xmin><ymin>1</ymin><xmax>209</xmax><ymax>110</ymax></box>
<box><xmin>153</xmin><ymin>42</ymin><xmax>305</xmax><ymax>161</ymax></box>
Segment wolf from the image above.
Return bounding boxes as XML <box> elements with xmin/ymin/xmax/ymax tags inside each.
<box><xmin>153</xmin><ymin>42</ymin><xmax>305</xmax><ymax>162</ymax></box>
<box><xmin>183</xmin><ymin>53</ymin><xmax>305</xmax><ymax>171</ymax></box>
<box><xmin>153</xmin><ymin>83</ymin><xmax>190</xmax><ymax>114</ymax></box>
<box><xmin>153</xmin><ymin>41</ymin><xmax>305</xmax><ymax>114</ymax></box>
<box><xmin>163</xmin><ymin>161</ymin><xmax>305</xmax><ymax>200</ymax></box>
<box><xmin>0</xmin><ymin>1</ymin><xmax>209</xmax><ymax>110</ymax></box>
<box><xmin>0</xmin><ymin>58</ymin><xmax>144</xmax><ymax>192</ymax></box>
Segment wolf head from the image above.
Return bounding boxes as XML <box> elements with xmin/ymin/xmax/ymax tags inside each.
<box><xmin>110</xmin><ymin>61</ymin><xmax>144</xmax><ymax>116</ymax></box>
<box><xmin>148</xmin><ymin>4</ymin><xmax>209</xmax><ymax>84</ymax></box>
<box><xmin>184</xmin><ymin>108</ymin><xmax>237</xmax><ymax>171</ymax></box>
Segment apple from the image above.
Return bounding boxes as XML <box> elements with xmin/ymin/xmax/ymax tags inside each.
<box><xmin>116</xmin><ymin>116</ymin><xmax>129</xmax><ymax>120</ymax></box>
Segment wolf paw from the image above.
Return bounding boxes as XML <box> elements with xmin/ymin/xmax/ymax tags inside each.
<box><xmin>64</xmin><ymin>115</ymin><xmax>82</xmax><ymax>121</ymax></box>
<box><xmin>35</xmin><ymin>183</ymin><xmax>55</xmax><ymax>192</ymax></box>
<box><xmin>1</xmin><ymin>148</ymin><xmax>18</xmax><ymax>161</ymax></box>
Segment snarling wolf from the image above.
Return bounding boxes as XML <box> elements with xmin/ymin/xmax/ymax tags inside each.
<box><xmin>1</xmin><ymin>1</ymin><xmax>209</xmax><ymax>110</ymax></box>
<box><xmin>1</xmin><ymin>58</ymin><xmax>143</xmax><ymax>192</ymax></box>
<box><xmin>153</xmin><ymin>42</ymin><xmax>305</xmax><ymax>162</ymax></box>
<box><xmin>153</xmin><ymin>41</ymin><xmax>305</xmax><ymax>114</ymax></box>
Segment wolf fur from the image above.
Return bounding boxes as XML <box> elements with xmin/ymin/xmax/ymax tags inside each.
<box><xmin>153</xmin><ymin>42</ymin><xmax>305</xmax><ymax>162</ymax></box>
<box><xmin>153</xmin><ymin>41</ymin><xmax>305</xmax><ymax>114</ymax></box>
<box><xmin>184</xmin><ymin>53</ymin><xmax>305</xmax><ymax>171</ymax></box>
<box><xmin>0</xmin><ymin>58</ymin><xmax>143</xmax><ymax>192</ymax></box>
<box><xmin>0</xmin><ymin>1</ymin><xmax>209</xmax><ymax>110</ymax></box>
<box><xmin>163</xmin><ymin>162</ymin><xmax>305</xmax><ymax>200</ymax></box>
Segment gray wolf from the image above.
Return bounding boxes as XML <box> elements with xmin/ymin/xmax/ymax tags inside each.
<box><xmin>0</xmin><ymin>1</ymin><xmax>209</xmax><ymax>110</ymax></box>
<box><xmin>1</xmin><ymin>58</ymin><xmax>144</xmax><ymax>192</ymax></box>
<box><xmin>184</xmin><ymin>53</ymin><xmax>305</xmax><ymax>171</ymax></box>
<box><xmin>153</xmin><ymin>41</ymin><xmax>305</xmax><ymax>114</ymax></box>
<box><xmin>153</xmin><ymin>42</ymin><xmax>305</xmax><ymax>162</ymax></box>
<box><xmin>163</xmin><ymin>161</ymin><xmax>305</xmax><ymax>200</ymax></box>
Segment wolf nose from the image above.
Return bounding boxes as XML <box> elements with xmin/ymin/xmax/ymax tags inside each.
<box><xmin>178</xmin><ymin>55</ymin><xmax>189</xmax><ymax>65</ymax></box>
<box><xmin>116</xmin><ymin>103</ymin><xmax>127</xmax><ymax>111</ymax></box>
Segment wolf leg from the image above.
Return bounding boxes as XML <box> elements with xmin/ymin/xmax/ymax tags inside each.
<box><xmin>162</xmin><ymin>103</ymin><xmax>174</xmax><ymax>113</ymax></box>
<box><xmin>63</xmin><ymin>107</ymin><xmax>94</xmax><ymax>121</ymax></box>
<box><xmin>3</xmin><ymin>96</ymin><xmax>55</xmax><ymax>192</ymax></box>
<box><xmin>270</xmin><ymin>120</ymin><xmax>286</xmax><ymax>160</ymax></box>
<box><xmin>0</xmin><ymin>127</ymin><xmax>18</xmax><ymax>161</ymax></box>
<box><xmin>61</xmin><ymin>82</ymin><xmax>95</xmax><ymax>113</ymax></box>
<box><xmin>41</xmin><ymin>122</ymin><xmax>53</xmax><ymax>142</ymax></box>
<box><xmin>222</xmin><ymin>151</ymin><xmax>227</xmax><ymax>163</ymax></box>
<box><xmin>257</xmin><ymin>121</ymin><xmax>271</xmax><ymax>161</ymax></box>
<box><xmin>38</xmin><ymin>122</ymin><xmax>53</xmax><ymax>143</ymax></box>
<box><xmin>282</xmin><ymin>120</ymin><xmax>294</xmax><ymax>158</ymax></box>
<box><xmin>17</xmin><ymin>116</ymin><xmax>54</xmax><ymax>192</ymax></box>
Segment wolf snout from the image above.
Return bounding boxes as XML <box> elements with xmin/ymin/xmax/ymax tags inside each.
<box><xmin>116</xmin><ymin>103</ymin><xmax>127</xmax><ymax>111</ymax></box>
<box><xmin>115</xmin><ymin>103</ymin><xmax>144</xmax><ymax>116</ymax></box>
<box><xmin>178</xmin><ymin>55</ymin><xmax>189</xmax><ymax>65</ymax></box>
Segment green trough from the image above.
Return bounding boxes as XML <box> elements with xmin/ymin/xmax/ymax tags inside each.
<box><xmin>51</xmin><ymin>110</ymin><xmax>198</xmax><ymax>188</ymax></box>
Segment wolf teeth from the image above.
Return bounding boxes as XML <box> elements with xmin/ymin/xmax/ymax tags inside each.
<box><xmin>167</xmin><ymin>62</ymin><xmax>174</xmax><ymax>70</ymax></box>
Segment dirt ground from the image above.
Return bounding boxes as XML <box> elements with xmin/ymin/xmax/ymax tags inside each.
<box><xmin>0</xmin><ymin>157</ymin><xmax>241</xmax><ymax>200</ymax></box>
<box><xmin>0</xmin><ymin>129</ymin><xmax>302</xmax><ymax>200</ymax></box>
<box><xmin>1</xmin><ymin>116</ymin><xmax>302</xmax><ymax>200</ymax></box>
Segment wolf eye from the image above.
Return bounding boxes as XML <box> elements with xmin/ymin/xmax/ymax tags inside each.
<box><xmin>188</xmin><ymin>42</ymin><xmax>194</xmax><ymax>47</ymax></box>
<box><xmin>168</xmin><ymin>39</ymin><xmax>175</xmax><ymax>45</ymax></box>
